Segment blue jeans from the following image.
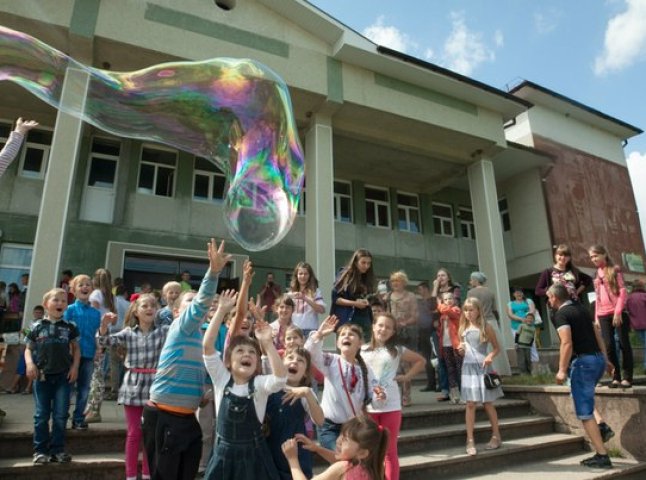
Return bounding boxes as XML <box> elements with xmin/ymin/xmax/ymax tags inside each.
<box><xmin>34</xmin><ymin>373</ymin><xmax>71</xmax><ymax>455</ymax></box>
<box><xmin>73</xmin><ymin>357</ymin><xmax>94</xmax><ymax>424</ymax></box>
<box><xmin>635</xmin><ymin>330</ymin><xmax>646</xmax><ymax>369</ymax></box>
<box><xmin>570</xmin><ymin>353</ymin><xmax>605</xmax><ymax>420</ymax></box>
<box><xmin>317</xmin><ymin>419</ymin><xmax>342</xmax><ymax>451</ymax></box>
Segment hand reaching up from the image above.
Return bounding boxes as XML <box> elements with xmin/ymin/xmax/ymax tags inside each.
<box><xmin>207</xmin><ymin>238</ymin><xmax>232</xmax><ymax>274</ymax></box>
<box><xmin>217</xmin><ymin>289</ymin><xmax>238</xmax><ymax>314</ymax></box>
<box><xmin>15</xmin><ymin>117</ymin><xmax>38</xmax><ymax>135</ymax></box>
<box><xmin>316</xmin><ymin>315</ymin><xmax>338</xmax><ymax>338</ymax></box>
<box><xmin>255</xmin><ymin>319</ymin><xmax>273</xmax><ymax>344</ymax></box>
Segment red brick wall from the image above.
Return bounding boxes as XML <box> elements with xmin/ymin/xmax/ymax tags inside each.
<box><xmin>534</xmin><ymin>135</ymin><xmax>645</xmax><ymax>271</ymax></box>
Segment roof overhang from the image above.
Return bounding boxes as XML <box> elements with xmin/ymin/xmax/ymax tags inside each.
<box><xmin>510</xmin><ymin>80</ymin><xmax>643</xmax><ymax>140</ymax></box>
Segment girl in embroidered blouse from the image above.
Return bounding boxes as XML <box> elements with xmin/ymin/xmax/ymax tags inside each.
<box><xmin>362</xmin><ymin>313</ymin><xmax>425</xmax><ymax>480</ymax></box>
<box><xmin>331</xmin><ymin>249</ymin><xmax>376</xmax><ymax>341</ymax></box>
<box><xmin>589</xmin><ymin>245</ymin><xmax>633</xmax><ymax>388</ymax></box>
<box><xmin>282</xmin><ymin>416</ymin><xmax>389</xmax><ymax>480</ymax></box>
<box><xmin>270</xmin><ymin>294</ymin><xmax>295</xmax><ymax>351</ymax></box>
<box><xmin>305</xmin><ymin>316</ymin><xmax>382</xmax><ymax>451</ymax></box>
<box><xmin>289</xmin><ymin>262</ymin><xmax>326</xmax><ymax>337</ymax></box>
<box><xmin>98</xmin><ymin>293</ymin><xmax>167</xmax><ymax>480</ymax></box>
<box><xmin>202</xmin><ymin>299</ymin><xmax>287</xmax><ymax>480</ymax></box>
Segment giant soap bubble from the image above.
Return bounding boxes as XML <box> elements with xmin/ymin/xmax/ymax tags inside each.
<box><xmin>0</xmin><ymin>26</ymin><xmax>304</xmax><ymax>251</ymax></box>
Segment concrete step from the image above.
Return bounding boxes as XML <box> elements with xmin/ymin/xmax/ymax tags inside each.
<box><xmin>0</xmin><ymin>428</ymin><xmax>125</xmax><ymax>459</ymax></box>
<box><xmin>462</xmin><ymin>451</ymin><xmax>646</xmax><ymax>480</ymax></box>
<box><xmin>400</xmin><ymin>398</ymin><xmax>532</xmax><ymax>430</ymax></box>
<box><xmin>398</xmin><ymin>432</ymin><xmax>586</xmax><ymax>480</ymax></box>
<box><xmin>0</xmin><ymin>453</ymin><xmax>124</xmax><ymax>480</ymax></box>
<box><xmin>398</xmin><ymin>414</ymin><xmax>554</xmax><ymax>455</ymax></box>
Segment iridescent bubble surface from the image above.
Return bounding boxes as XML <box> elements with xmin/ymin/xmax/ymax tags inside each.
<box><xmin>0</xmin><ymin>26</ymin><xmax>304</xmax><ymax>251</ymax></box>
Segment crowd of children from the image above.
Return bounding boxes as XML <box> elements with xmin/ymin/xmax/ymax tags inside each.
<box><xmin>3</xmin><ymin>243</ymin><xmax>627</xmax><ymax>478</ymax></box>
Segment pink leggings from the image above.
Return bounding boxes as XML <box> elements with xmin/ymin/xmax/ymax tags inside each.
<box><xmin>369</xmin><ymin>410</ymin><xmax>402</xmax><ymax>480</ymax></box>
<box><xmin>124</xmin><ymin>405</ymin><xmax>150</xmax><ymax>478</ymax></box>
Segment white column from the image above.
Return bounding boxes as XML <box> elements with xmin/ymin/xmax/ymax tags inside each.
<box><xmin>304</xmin><ymin>113</ymin><xmax>335</xmax><ymax>319</ymax></box>
<box><xmin>467</xmin><ymin>158</ymin><xmax>514</xmax><ymax>349</ymax></box>
<box><xmin>24</xmin><ymin>68</ymin><xmax>89</xmax><ymax>326</ymax></box>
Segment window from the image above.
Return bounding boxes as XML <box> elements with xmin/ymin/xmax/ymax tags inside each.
<box><xmin>19</xmin><ymin>129</ymin><xmax>53</xmax><ymax>179</ymax></box>
<box><xmin>0</xmin><ymin>243</ymin><xmax>33</xmax><ymax>287</ymax></box>
<box><xmin>459</xmin><ymin>207</ymin><xmax>476</xmax><ymax>240</ymax></box>
<box><xmin>365</xmin><ymin>186</ymin><xmax>390</xmax><ymax>228</ymax></box>
<box><xmin>193</xmin><ymin>157</ymin><xmax>226</xmax><ymax>203</ymax></box>
<box><xmin>138</xmin><ymin>145</ymin><xmax>177</xmax><ymax>197</ymax></box>
<box><xmin>397</xmin><ymin>191</ymin><xmax>421</xmax><ymax>233</ymax></box>
<box><xmin>87</xmin><ymin>137</ymin><xmax>120</xmax><ymax>188</ymax></box>
<box><xmin>334</xmin><ymin>180</ymin><xmax>352</xmax><ymax>223</ymax></box>
<box><xmin>498</xmin><ymin>197</ymin><xmax>511</xmax><ymax>231</ymax></box>
<box><xmin>432</xmin><ymin>202</ymin><xmax>454</xmax><ymax>237</ymax></box>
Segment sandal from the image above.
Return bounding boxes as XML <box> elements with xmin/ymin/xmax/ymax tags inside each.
<box><xmin>402</xmin><ymin>397</ymin><xmax>412</xmax><ymax>407</ymax></box>
<box><xmin>485</xmin><ymin>435</ymin><xmax>502</xmax><ymax>450</ymax></box>
<box><xmin>466</xmin><ymin>439</ymin><xmax>477</xmax><ymax>456</ymax></box>
<box><xmin>436</xmin><ymin>395</ymin><xmax>450</xmax><ymax>402</ymax></box>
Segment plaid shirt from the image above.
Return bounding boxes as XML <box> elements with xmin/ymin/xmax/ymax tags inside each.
<box><xmin>99</xmin><ymin>324</ymin><xmax>169</xmax><ymax>406</ymax></box>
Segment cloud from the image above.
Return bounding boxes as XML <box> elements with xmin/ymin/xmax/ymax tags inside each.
<box><xmin>362</xmin><ymin>15</ymin><xmax>417</xmax><ymax>53</ymax></box>
<box><xmin>441</xmin><ymin>11</ymin><xmax>497</xmax><ymax>76</ymax></box>
<box><xmin>494</xmin><ymin>30</ymin><xmax>504</xmax><ymax>47</ymax></box>
<box><xmin>533</xmin><ymin>8</ymin><xmax>562</xmax><ymax>34</ymax></box>
<box><xmin>594</xmin><ymin>0</ymin><xmax>646</xmax><ymax>75</ymax></box>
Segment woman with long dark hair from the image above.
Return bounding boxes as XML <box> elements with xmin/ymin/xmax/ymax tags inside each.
<box><xmin>330</xmin><ymin>249</ymin><xmax>376</xmax><ymax>341</ymax></box>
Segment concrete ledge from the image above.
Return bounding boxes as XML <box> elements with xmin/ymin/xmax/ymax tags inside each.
<box><xmin>504</xmin><ymin>385</ymin><xmax>646</xmax><ymax>460</ymax></box>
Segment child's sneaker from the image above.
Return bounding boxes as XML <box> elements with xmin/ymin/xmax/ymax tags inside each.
<box><xmin>598</xmin><ymin>423</ymin><xmax>615</xmax><ymax>443</ymax></box>
<box><xmin>72</xmin><ymin>421</ymin><xmax>89</xmax><ymax>430</ymax></box>
<box><xmin>580</xmin><ymin>453</ymin><xmax>612</xmax><ymax>469</ymax></box>
<box><xmin>50</xmin><ymin>452</ymin><xmax>72</xmax><ymax>463</ymax></box>
<box><xmin>33</xmin><ymin>453</ymin><xmax>49</xmax><ymax>465</ymax></box>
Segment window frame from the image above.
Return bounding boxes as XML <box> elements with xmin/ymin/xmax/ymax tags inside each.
<box><xmin>396</xmin><ymin>190</ymin><xmax>422</xmax><ymax>233</ymax></box>
<box><xmin>458</xmin><ymin>206</ymin><xmax>476</xmax><ymax>240</ymax></box>
<box><xmin>17</xmin><ymin>127</ymin><xmax>54</xmax><ymax>180</ymax></box>
<box><xmin>432</xmin><ymin>202</ymin><xmax>455</xmax><ymax>237</ymax></box>
<box><xmin>192</xmin><ymin>157</ymin><xmax>227</xmax><ymax>204</ymax></box>
<box><xmin>364</xmin><ymin>184</ymin><xmax>391</xmax><ymax>229</ymax></box>
<box><xmin>0</xmin><ymin>243</ymin><xmax>33</xmax><ymax>287</ymax></box>
<box><xmin>498</xmin><ymin>197</ymin><xmax>511</xmax><ymax>232</ymax></box>
<box><xmin>137</xmin><ymin>144</ymin><xmax>178</xmax><ymax>198</ymax></box>
<box><xmin>333</xmin><ymin>179</ymin><xmax>353</xmax><ymax>224</ymax></box>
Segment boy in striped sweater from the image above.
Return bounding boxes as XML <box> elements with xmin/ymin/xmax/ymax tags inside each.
<box><xmin>142</xmin><ymin>239</ymin><xmax>232</xmax><ymax>480</ymax></box>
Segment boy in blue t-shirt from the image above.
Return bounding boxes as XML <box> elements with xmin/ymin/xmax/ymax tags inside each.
<box><xmin>25</xmin><ymin>288</ymin><xmax>80</xmax><ymax>464</ymax></box>
<box><xmin>63</xmin><ymin>274</ymin><xmax>103</xmax><ymax>430</ymax></box>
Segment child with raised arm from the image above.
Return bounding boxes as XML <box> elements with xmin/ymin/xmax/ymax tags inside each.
<box><xmin>282</xmin><ymin>416</ymin><xmax>389</xmax><ymax>480</ymax></box>
<box><xmin>0</xmin><ymin>117</ymin><xmax>38</xmax><ymax>177</ymax></box>
<box><xmin>25</xmin><ymin>288</ymin><xmax>80</xmax><ymax>465</ymax></box>
<box><xmin>202</xmin><ymin>299</ymin><xmax>287</xmax><ymax>480</ymax></box>
<box><xmin>142</xmin><ymin>239</ymin><xmax>231</xmax><ymax>480</ymax></box>
<box><xmin>305</xmin><ymin>316</ymin><xmax>382</xmax><ymax>451</ymax></box>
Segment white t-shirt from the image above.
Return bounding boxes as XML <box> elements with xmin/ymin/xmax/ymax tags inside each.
<box><xmin>204</xmin><ymin>352</ymin><xmax>286</xmax><ymax>422</ymax></box>
<box><xmin>305</xmin><ymin>334</ymin><xmax>378</xmax><ymax>424</ymax></box>
<box><xmin>361</xmin><ymin>345</ymin><xmax>405</xmax><ymax>413</ymax></box>
<box><xmin>89</xmin><ymin>289</ymin><xmax>109</xmax><ymax>316</ymax></box>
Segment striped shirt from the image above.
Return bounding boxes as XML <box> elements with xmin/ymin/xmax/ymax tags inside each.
<box><xmin>149</xmin><ymin>270</ymin><xmax>219</xmax><ymax>412</ymax></box>
<box><xmin>0</xmin><ymin>131</ymin><xmax>25</xmax><ymax>178</ymax></box>
<box><xmin>99</xmin><ymin>324</ymin><xmax>169</xmax><ymax>406</ymax></box>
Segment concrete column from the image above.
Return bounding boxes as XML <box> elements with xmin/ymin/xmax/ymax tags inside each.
<box><xmin>304</xmin><ymin>113</ymin><xmax>335</xmax><ymax>319</ymax></box>
<box><xmin>467</xmin><ymin>158</ymin><xmax>514</xmax><ymax>349</ymax></box>
<box><xmin>24</xmin><ymin>68</ymin><xmax>89</xmax><ymax>326</ymax></box>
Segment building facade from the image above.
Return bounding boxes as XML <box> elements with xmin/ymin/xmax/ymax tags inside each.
<box><xmin>0</xmin><ymin>1</ymin><xmax>642</xmax><ymax>350</ymax></box>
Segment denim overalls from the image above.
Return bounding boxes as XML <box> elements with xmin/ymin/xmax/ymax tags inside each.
<box><xmin>204</xmin><ymin>376</ymin><xmax>279</xmax><ymax>480</ymax></box>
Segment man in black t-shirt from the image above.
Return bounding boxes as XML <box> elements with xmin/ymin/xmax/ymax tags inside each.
<box><xmin>547</xmin><ymin>284</ymin><xmax>613</xmax><ymax>470</ymax></box>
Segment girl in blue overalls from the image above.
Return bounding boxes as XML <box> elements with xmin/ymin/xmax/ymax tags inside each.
<box><xmin>265</xmin><ymin>346</ymin><xmax>324</xmax><ymax>479</ymax></box>
<box><xmin>203</xmin><ymin>312</ymin><xmax>286</xmax><ymax>480</ymax></box>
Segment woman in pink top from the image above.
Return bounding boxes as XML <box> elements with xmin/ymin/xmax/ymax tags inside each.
<box><xmin>589</xmin><ymin>245</ymin><xmax>633</xmax><ymax>388</ymax></box>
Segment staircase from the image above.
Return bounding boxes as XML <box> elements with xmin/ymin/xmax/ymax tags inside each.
<box><xmin>1</xmin><ymin>391</ymin><xmax>645</xmax><ymax>479</ymax></box>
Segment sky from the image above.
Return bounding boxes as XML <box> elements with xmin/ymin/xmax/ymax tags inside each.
<box><xmin>308</xmin><ymin>0</ymin><xmax>646</xmax><ymax>243</ymax></box>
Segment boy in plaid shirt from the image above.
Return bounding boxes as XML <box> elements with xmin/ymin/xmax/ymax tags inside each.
<box><xmin>25</xmin><ymin>288</ymin><xmax>80</xmax><ymax>465</ymax></box>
